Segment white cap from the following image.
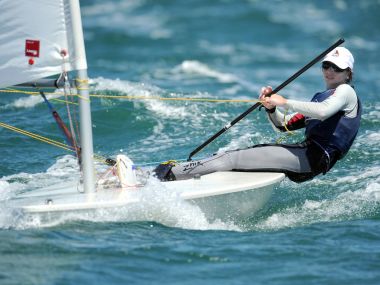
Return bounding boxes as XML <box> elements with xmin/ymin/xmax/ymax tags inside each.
<box><xmin>322</xmin><ymin>47</ymin><xmax>354</xmax><ymax>70</ymax></box>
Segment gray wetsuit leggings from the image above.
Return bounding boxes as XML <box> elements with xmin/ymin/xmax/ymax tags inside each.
<box><xmin>171</xmin><ymin>143</ymin><xmax>324</xmax><ymax>183</ymax></box>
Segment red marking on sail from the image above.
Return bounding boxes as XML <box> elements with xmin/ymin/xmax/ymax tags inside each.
<box><xmin>25</xmin><ymin>40</ymin><xmax>40</xmax><ymax>57</ymax></box>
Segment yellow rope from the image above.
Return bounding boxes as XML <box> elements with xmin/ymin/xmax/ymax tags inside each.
<box><xmin>0</xmin><ymin>121</ymin><xmax>111</xmax><ymax>165</ymax></box>
<box><xmin>0</xmin><ymin>121</ymin><xmax>74</xmax><ymax>152</ymax></box>
<box><xmin>275</xmin><ymin>108</ymin><xmax>295</xmax><ymax>143</ymax></box>
<box><xmin>5</xmin><ymin>88</ymin><xmax>39</xmax><ymax>95</ymax></box>
<box><xmin>0</xmin><ymin>88</ymin><xmax>260</xmax><ymax>104</ymax></box>
<box><xmin>90</xmin><ymin>94</ymin><xmax>260</xmax><ymax>103</ymax></box>
<box><xmin>1</xmin><ymin>89</ymin><xmax>78</xmax><ymax>106</ymax></box>
<box><xmin>282</xmin><ymin>109</ymin><xmax>295</xmax><ymax>135</ymax></box>
<box><xmin>160</xmin><ymin>160</ymin><xmax>178</xmax><ymax>165</ymax></box>
<box><xmin>75</xmin><ymin>78</ymin><xmax>90</xmax><ymax>94</ymax></box>
<box><xmin>51</xmin><ymin>97</ymin><xmax>78</xmax><ymax>105</ymax></box>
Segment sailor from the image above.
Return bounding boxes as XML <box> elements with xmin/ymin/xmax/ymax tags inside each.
<box><xmin>154</xmin><ymin>47</ymin><xmax>361</xmax><ymax>183</ymax></box>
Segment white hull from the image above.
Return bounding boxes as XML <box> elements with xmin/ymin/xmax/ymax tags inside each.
<box><xmin>9</xmin><ymin>172</ymin><xmax>284</xmax><ymax>221</ymax></box>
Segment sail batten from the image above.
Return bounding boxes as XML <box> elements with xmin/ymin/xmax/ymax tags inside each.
<box><xmin>0</xmin><ymin>0</ymin><xmax>87</xmax><ymax>89</ymax></box>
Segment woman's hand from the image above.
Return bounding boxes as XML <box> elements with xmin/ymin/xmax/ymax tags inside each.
<box><xmin>259</xmin><ymin>86</ymin><xmax>275</xmax><ymax>110</ymax></box>
<box><xmin>259</xmin><ymin>86</ymin><xmax>287</xmax><ymax>108</ymax></box>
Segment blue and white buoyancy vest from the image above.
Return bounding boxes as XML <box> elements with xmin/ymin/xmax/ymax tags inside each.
<box><xmin>305</xmin><ymin>88</ymin><xmax>362</xmax><ymax>159</ymax></box>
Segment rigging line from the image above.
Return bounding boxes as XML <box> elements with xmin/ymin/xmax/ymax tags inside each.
<box><xmin>0</xmin><ymin>121</ymin><xmax>74</xmax><ymax>152</ymax></box>
<box><xmin>50</xmin><ymin>98</ymin><xmax>78</xmax><ymax>105</ymax></box>
<box><xmin>68</xmin><ymin>79</ymin><xmax>81</xmax><ymax>147</ymax></box>
<box><xmin>63</xmin><ymin>72</ymin><xmax>81</xmax><ymax>155</ymax></box>
<box><xmin>38</xmin><ymin>88</ymin><xmax>77</xmax><ymax>151</ymax></box>
<box><xmin>4</xmin><ymin>88</ymin><xmax>37</xmax><ymax>95</ymax></box>
<box><xmin>89</xmin><ymin>94</ymin><xmax>261</xmax><ymax>103</ymax></box>
<box><xmin>0</xmin><ymin>89</ymin><xmax>78</xmax><ymax>106</ymax></box>
<box><xmin>0</xmin><ymin>121</ymin><xmax>111</xmax><ymax>166</ymax></box>
<box><xmin>0</xmin><ymin>122</ymin><xmax>69</xmax><ymax>148</ymax></box>
<box><xmin>0</xmin><ymin>89</ymin><xmax>260</xmax><ymax>104</ymax></box>
<box><xmin>72</xmin><ymin>92</ymin><xmax>89</xmax><ymax>101</ymax></box>
<box><xmin>5</xmin><ymin>86</ymin><xmax>57</xmax><ymax>90</ymax></box>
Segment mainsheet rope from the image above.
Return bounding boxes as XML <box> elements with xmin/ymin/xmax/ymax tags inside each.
<box><xmin>0</xmin><ymin>88</ymin><xmax>261</xmax><ymax>104</ymax></box>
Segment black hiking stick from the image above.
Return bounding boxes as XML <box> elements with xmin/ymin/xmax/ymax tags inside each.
<box><xmin>187</xmin><ymin>38</ymin><xmax>345</xmax><ymax>161</ymax></box>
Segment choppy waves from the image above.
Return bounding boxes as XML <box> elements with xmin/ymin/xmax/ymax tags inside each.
<box><xmin>256</xmin><ymin>176</ymin><xmax>380</xmax><ymax>230</ymax></box>
<box><xmin>1</xmin><ymin>74</ymin><xmax>379</xmax><ymax>231</ymax></box>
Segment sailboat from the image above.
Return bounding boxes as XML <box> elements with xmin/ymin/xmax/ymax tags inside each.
<box><xmin>1</xmin><ymin>0</ymin><xmax>284</xmax><ymax>221</ymax></box>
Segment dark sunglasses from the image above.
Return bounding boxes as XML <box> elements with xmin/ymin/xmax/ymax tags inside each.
<box><xmin>322</xmin><ymin>62</ymin><xmax>346</xmax><ymax>72</ymax></box>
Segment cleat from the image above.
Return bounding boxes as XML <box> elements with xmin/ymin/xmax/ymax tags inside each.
<box><xmin>153</xmin><ymin>160</ymin><xmax>177</xmax><ymax>181</ymax></box>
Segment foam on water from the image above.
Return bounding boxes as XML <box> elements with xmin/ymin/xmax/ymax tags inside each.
<box><xmin>255</xmin><ymin>1</ymin><xmax>342</xmax><ymax>36</ymax></box>
<box><xmin>90</xmin><ymin>76</ymin><xmax>236</xmax><ymax>145</ymax></box>
<box><xmin>82</xmin><ymin>0</ymin><xmax>172</xmax><ymax>39</ymax></box>
<box><xmin>255</xmin><ymin>166</ymin><xmax>380</xmax><ymax>231</ymax></box>
<box><xmin>2</xmin><ymin>92</ymin><xmax>63</xmax><ymax>110</ymax></box>
<box><xmin>91</xmin><ymin>77</ymin><xmax>195</xmax><ymax>118</ymax></box>
<box><xmin>354</xmin><ymin>130</ymin><xmax>380</xmax><ymax>158</ymax></box>
<box><xmin>349</xmin><ymin>35</ymin><xmax>378</xmax><ymax>51</ymax></box>
<box><xmin>175</xmin><ymin>60</ymin><xmax>239</xmax><ymax>84</ymax></box>
<box><xmin>0</xmin><ymin>155</ymin><xmax>241</xmax><ymax>232</ymax></box>
<box><xmin>363</xmin><ymin>102</ymin><xmax>380</xmax><ymax>123</ymax></box>
<box><xmin>171</xmin><ymin>60</ymin><xmax>260</xmax><ymax>92</ymax></box>
<box><xmin>0</xmin><ymin>156</ymin><xmax>80</xmax><ymax>194</ymax></box>
<box><xmin>91</xmin><ymin>77</ymin><xmax>162</xmax><ymax>97</ymax></box>
<box><xmin>90</xmin><ymin>76</ymin><xmax>215</xmax><ymax>147</ymax></box>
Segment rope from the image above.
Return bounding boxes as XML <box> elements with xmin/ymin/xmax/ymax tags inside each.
<box><xmin>135</xmin><ymin>159</ymin><xmax>182</xmax><ymax>167</ymax></box>
<box><xmin>0</xmin><ymin>121</ymin><xmax>114</xmax><ymax>166</ymax></box>
<box><xmin>75</xmin><ymin>78</ymin><xmax>89</xmax><ymax>91</ymax></box>
<box><xmin>63</xmin><ymin>72</ymin><xmax>81</xmax><ymax>158</ymax></box>
<box><xmin>1</xmin><ymin>89</ymin><xmax>78</xmax><ymax>106</ymax></box>
<box><xmin>0</xmin><ymin>88</ymin><xmax>261</xmax><ymax>104</ymax></box>
<box><xmin>275</xmin><ymin>108</ymin><xmax>296</xmax><ymax>143</ymax></box>
<box><xmin>0</xmin><ymin>121</ymin><xmax>74</xmax><ymax>152</ymax></box>
<box><xmin>283</xmin><ymin>109</ymin><xmax>295</xmax><ymax>135</ymax></box>
<box><xmin>89</xmin><ymin>94</ymin><xmax>260</xmax><ymax>103</ymax></box>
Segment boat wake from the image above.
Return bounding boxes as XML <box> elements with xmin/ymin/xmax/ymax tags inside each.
<box><xmin>0</xmin><ymin>156</ymin><xmax>241</xmax><ymax>231</ymax></box>
<box><xmin>1</xmin><ymin>91</ymin><xmax>64</xmax><ymax>110</ymax></box>
<box><xmin>254</xmin><ymin>168</ymin><xmax>380</xmax><ymax>231</ymax></box>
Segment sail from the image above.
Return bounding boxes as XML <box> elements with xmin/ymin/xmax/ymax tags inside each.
<box><xmin>0</xmin><ymin>0</ymin><xmax>87</xmax><ymax>89</ymax></box>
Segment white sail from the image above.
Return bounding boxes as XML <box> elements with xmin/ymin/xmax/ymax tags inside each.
<box><xmin>0</xmin><ymin>0</ymin><xmax>87</xmax><ymax>88</ymax></box>
<box><xmin>0</xmin><ymin>0</ymin><xmax>95</xmax><ymax>192</ymax></box>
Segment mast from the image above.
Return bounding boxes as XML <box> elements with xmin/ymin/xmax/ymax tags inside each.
<box><xmin>69</xmin><ymin>0</ymin><xmax>96</xmax><ymax>193</ymax></box>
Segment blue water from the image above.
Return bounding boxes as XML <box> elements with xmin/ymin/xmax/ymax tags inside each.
<box><xmin>1</xmin><ymin>0</ymin><xmax>380</xmax><ymax>284</ymax></box>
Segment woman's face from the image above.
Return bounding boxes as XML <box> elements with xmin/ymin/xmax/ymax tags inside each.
<box><xmin>322</xmin><ymin>61</ymin><xmax>350</xmax><ymax>89</ymax></box>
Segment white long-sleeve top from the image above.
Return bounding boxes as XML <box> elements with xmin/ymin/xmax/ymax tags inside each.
<box><xmin>268</xmin><ymin>84</ymin><xmax>358</xmax><ymax>130</ymax></box>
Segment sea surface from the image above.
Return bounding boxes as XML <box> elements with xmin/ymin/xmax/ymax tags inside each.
<box><xmin>1</xmin><ymin>0</ymin><xmax>380</xmax><ymax>284</ymax></box>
